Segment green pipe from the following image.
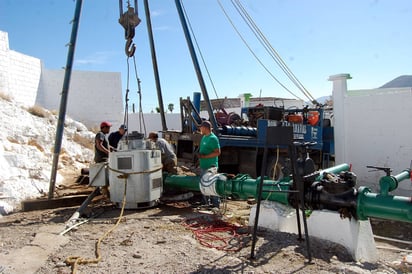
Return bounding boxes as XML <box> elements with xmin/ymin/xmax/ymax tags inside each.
<box><xmin>163</xmin><ymin>163</ymin><xmax>351</xmax><ymax>205</ymax></box>
<box><xmin>219</xmin><ymin>175</ymin><xmax>291</xmax><ymax>204</ymax></box>
<box><xmin>164</xmin><ymin>173</ymin><xmax>292</xmax><ymax>204</ymax></box>
<box><xmin>164</xmin><ymin>174</ymin><xmax>200</xmax><ymax>192</ymax></box>
<box><xmin>317</xmin><ymin>163</ymin><xmax>350</xmax><ymax>179</ymax></box>
<box><xmin>379</xmin><ymin>169</ymin><xmax>411</xmax><ymax>195</ymax></box>
<box><xmin>164</xmin><ymin>163</ymin><xmax>412</xmax><ymax>223</ymax></box>
<box><xmin>357</xmin><ymin>186</ymin><xmax>412</xmax><ymax>222</ymax></box>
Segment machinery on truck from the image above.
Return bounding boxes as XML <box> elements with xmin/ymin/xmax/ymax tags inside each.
<box><xmin>140</xmin><ymin>1</ymin><xmax>336</xmax><ymax>179</ymax></box>
<box><xmin>164</xmin><ymin>95</ymin><xmax>334</xmax><ymax>178</ymax></box>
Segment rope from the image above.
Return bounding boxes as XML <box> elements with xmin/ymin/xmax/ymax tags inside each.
<box><xmin>183</xmin><ymin>216</ymin><xmax>249</xmax><ymax>252</ymax></box>
<box><xmin>123</xmin><ymin>56</ymin><xmax>131</xmax><ymax>142</ymax></box>
<box><xmin>264</xmin><ymin>146</ymin><xmax>281</xmax><ymax>201</ymax></box>
<box><xmin>65</xmin><ymin>174</ymin><xmax>129</xmax><ymax>274</ymax></box>
<box><xmin>131</xmin><ymin>55</ymin><xmax>147</xmax><ymax>136</ymax></box>
<box><xmin>108</xmin><ymin>165</ymin><xmax>162</xmax><ymax>175</ymax></box>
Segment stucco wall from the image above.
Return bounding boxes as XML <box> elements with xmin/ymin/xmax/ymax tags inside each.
<box><xmin>345</xmin><ymin>88</ymin><xmax>412</xmax><ymax>193</ymax></box>
<box><xmin>0</xmin><ymin>31</ymin><xmax>10</xmax><ymax>94</ymax></box>
<box><xmin>0</xmin><ymin>30</ymin><xmax>123</xmax><ymax>129</ymax></box>
<box><xmin>37</xmin><ymin>69</ymin><xmax>123</xmax><ymax>128</ymax></box>
<box><xmin>126</xmin><ymin>112</ymin><xmax>182</xmax><ymax>136</ymax></box>
<box><xmin>331</xmin><ymin>74</ymin><xmax>412</xmax><ymax>195</ymax></box>
<box><xmin>0</xmin><ymin>31</ymin><xmax>41</xmax><ymax>106</ymax></box>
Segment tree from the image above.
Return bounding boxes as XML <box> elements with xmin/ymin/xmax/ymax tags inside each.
<box><xmin>168</xmin><ymin>103</ymin><xmax>174</xmax><ymax>113</ymax></box>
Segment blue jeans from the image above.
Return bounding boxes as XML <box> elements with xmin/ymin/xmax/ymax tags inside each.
<box><xmin>201</xmin><ymin>168</ymin><xmax>220</xmax><ymax>208</ymax></box>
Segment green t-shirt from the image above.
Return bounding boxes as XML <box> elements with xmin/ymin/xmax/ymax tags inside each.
<box><xmin>199</xmin><ymin>133</ymin><xmax>220</xmax><ymax>169</ymax></box>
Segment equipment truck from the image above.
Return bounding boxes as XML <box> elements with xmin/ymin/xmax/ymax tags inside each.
<box><xmin>163</xmin><ymin>95</ymin><xmax>334</xmax><ymax>179</ymax></box>
<box><xmin>142</xmin><ymin>0</ymin><xmax>335</xmax><ymax>178</ymax></box>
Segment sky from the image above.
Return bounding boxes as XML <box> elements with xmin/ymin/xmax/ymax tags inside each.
<box><xmin>0</xmin><ymin>0</ymin><xmax>411</xmax><ymax>113</ymax></box>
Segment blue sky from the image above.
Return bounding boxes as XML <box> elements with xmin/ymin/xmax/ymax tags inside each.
<box><xmin>0</xmin><ymin>0</ymin><xmax>411</xmax><ymax>112</ymax></box>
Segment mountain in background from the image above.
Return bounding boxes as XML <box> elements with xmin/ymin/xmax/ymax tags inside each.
<box><xmin>312</xmin><ymin>75</ymin><xmax>412</xmax><ymax>105</ymax></box>
<box><xmin>315</xmin><ymin>95</ymin><xmax>332</xmax><ymax>105</ymax></box>
<box><xmin>380</xmin><ymin>75</ymin><xmax>412</xmax><ymax>88</ymax></box>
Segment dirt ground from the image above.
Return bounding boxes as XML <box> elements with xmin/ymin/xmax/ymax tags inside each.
<box><xmin>1</xmin><ymin>185</ymin><xmax>412</xmax><ymax>274</ymax></box>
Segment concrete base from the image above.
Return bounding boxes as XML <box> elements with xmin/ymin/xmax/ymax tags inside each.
<box><xmin>249</xmin><ymin>201</ymin><xmax>378</xmax><ymax>262</ymax></box>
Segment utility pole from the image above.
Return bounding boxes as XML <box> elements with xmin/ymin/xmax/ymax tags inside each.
<box><xmin>48</xmin><ymin>0</ymin><xmax>83</xmax><ymax>199</ymax></box>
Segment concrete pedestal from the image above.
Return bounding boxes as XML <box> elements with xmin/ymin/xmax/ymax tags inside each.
<box><xmin>249</xmin><ymin>201</ymin><xmax>378</xmax><ymax>262</ymax></box>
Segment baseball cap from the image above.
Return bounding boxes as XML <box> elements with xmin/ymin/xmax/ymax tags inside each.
<box><xmin>120</xmin><ymin>124</ymin><xmax>127</xmax><ymax>131</ymax></box>
<box><xmin>200</xmin><ymin>121</ymin><xmax>212</xmax><ymax>129</ymax></box>
<box><xmin>100</xmin><ymin>121</ymin><xmax>112</xmax><ymax>128</ymax></box>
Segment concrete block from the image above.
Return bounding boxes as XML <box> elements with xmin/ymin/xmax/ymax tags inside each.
<box><xmin>249</xmin><ymin>201</ymin><xmax>378</xmax><ymax>262</ymax></box>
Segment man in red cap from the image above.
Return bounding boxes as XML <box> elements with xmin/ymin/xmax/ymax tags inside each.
<box><xmin>94</xmin><ymin>121</ymin><xmax>112</xmax><ymax>163</ymax></box>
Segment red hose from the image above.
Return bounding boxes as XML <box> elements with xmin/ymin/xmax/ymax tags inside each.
<box><xmin>183</xmin><ymin>216</ymin><xmax>249</xmax><ymax>252</ymax></box>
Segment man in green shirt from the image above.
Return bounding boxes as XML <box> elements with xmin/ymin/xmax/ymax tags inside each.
<box><xmin>198</xmin><ymin>120</ymin><xmax>221</xmax><ymax>208</ymax></box>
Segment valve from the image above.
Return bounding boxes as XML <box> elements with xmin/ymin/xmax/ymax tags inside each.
<box><xmin>366</xmin><ymin>165</ymin><xmax>392</xmax><ymax>176</ymax></box>
<box><xmin>367</xmin><ymin>165</ymin><xmax>400</xmax><ymax>195</ymax></box>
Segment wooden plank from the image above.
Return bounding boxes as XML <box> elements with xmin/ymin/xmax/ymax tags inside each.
<box><xmin>21</xmin><ymin>195</ymin><xmax>90</xmax><ymax>212</ymax></box>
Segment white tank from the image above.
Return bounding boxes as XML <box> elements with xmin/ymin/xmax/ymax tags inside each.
<box><xmin>108</xmin><ymin>132</ymin><xmax>163</xmax><ymax>209</ymax></box>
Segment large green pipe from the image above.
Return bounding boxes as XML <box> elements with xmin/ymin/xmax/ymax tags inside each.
<box><xmin>164</xmin><ymin>163</ymin><xmax>351</xmax><ymax>205</ymax></box>
<box><xmin>164</xmin><ymin>173</ymin><xmax>291</xmax><ymax>204</ymax></box>
<box><xmin>164</xmin><ymin>163</ymin><xmax>412</xmax><ymax>223</ymax></box>
<box><xmin>357</xmin><ymin>186</ymin><xmax>412</xmax><ymax>222</ymax></box>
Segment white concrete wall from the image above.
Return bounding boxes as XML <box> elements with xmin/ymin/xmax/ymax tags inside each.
<box><xmin>0</xmin><ymin>30</ymin><xmax>123</xmax><ymax>129</ymax></box>
<box><xmin>127</xmin><ymin>112</ymin><xmax>182</xmax><ymax>136</ymax></box>
<box><xmin>36</xmin><ymin>69</ymin><xmax>123</xmax><ymax>129</ymax></box>
<box><xmin>0</xmin><ymin>31</ymin><xmax>41</xmax><ymax>106</ymax></box>
<box><xmin>331</xmin><ymin>74</ymin><xmax>412</xmax><ymax>195</ymax></box>
<box><xmin>0</xmin><ymin>31</ymin><xmax>10</xmax><ymax>94</ymax></box>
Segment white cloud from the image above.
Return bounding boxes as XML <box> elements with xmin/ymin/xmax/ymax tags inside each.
<box><xmin>75</xmin><ymin>51</ymin><xmax>117</xmax><ymax>66</ymax></box>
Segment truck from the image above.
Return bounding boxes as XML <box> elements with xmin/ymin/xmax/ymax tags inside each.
<box><xmin>164</xmin><ymin>95</ymin><xmax>334</xmax><ymax>178</ymax></box>
<box><xmin>144</xmin><ymin>1</ymin><xmax>335</xmax><ymax>178</ymax></box>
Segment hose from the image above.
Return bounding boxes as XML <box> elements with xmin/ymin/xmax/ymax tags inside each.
<box><xmin>183</xmin><ymin>216</ymin><xmax>248</xmax><ymax>252</ymax></box>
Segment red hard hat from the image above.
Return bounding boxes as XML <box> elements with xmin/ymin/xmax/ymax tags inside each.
<box><xmin>100</xmin><ymin>121</ymin><xmax>112</xmax><ymax>128</ymax></box>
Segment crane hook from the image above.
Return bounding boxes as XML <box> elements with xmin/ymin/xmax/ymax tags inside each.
<box><xmin>125</xmin><ymin>38</ymin><xmax>136</xmax><ymax>57</ymax></box>
<box><xmin>119</xmin><ymin>0</ymin><xmax>141</xmax><ymax>57</ymax></box>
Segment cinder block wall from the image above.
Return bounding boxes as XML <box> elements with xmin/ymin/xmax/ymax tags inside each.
<box><xmin>0</xmin><ymin>31</ymin><xmax>41</xmax><ymax>105</ymax></box>
<box><xmin>0</xmin><ymin>30</ymin><xmax>123</xmax><ymax>128</ymax></box>
<box><xmin>37</xmin><ymin>69</ymin><xmax>123</xmax><ymax>129</ymax></box>
<box><xmin>0</xmin><ymin>31</ymin><xmax>10</xmax><ymax>94</ymax></box>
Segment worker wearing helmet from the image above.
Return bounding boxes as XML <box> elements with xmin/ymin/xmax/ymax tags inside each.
<box><xmin>94</xmin><ymin>121</ymin><xmax>112</xmax><ymax>163</ymax></box>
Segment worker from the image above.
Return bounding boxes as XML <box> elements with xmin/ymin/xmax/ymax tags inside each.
<box><xmin>148</xmin><ymin>132</ymin><xmax>178</xmax><ymax>174</ymax></box>
<box><xmin>108</xmin><ymin>124</ymin><xmax>127</xmax><ymax>150</ymax></box>
<box><xmin>94</xmin><ymin>121</ymin><xmax>112</xmax><ymax>163</ymax></box>
<box><xmin>198</xmin><ymin>120</ymin><xmax>221</xmax><ymax>209</ymax></box>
